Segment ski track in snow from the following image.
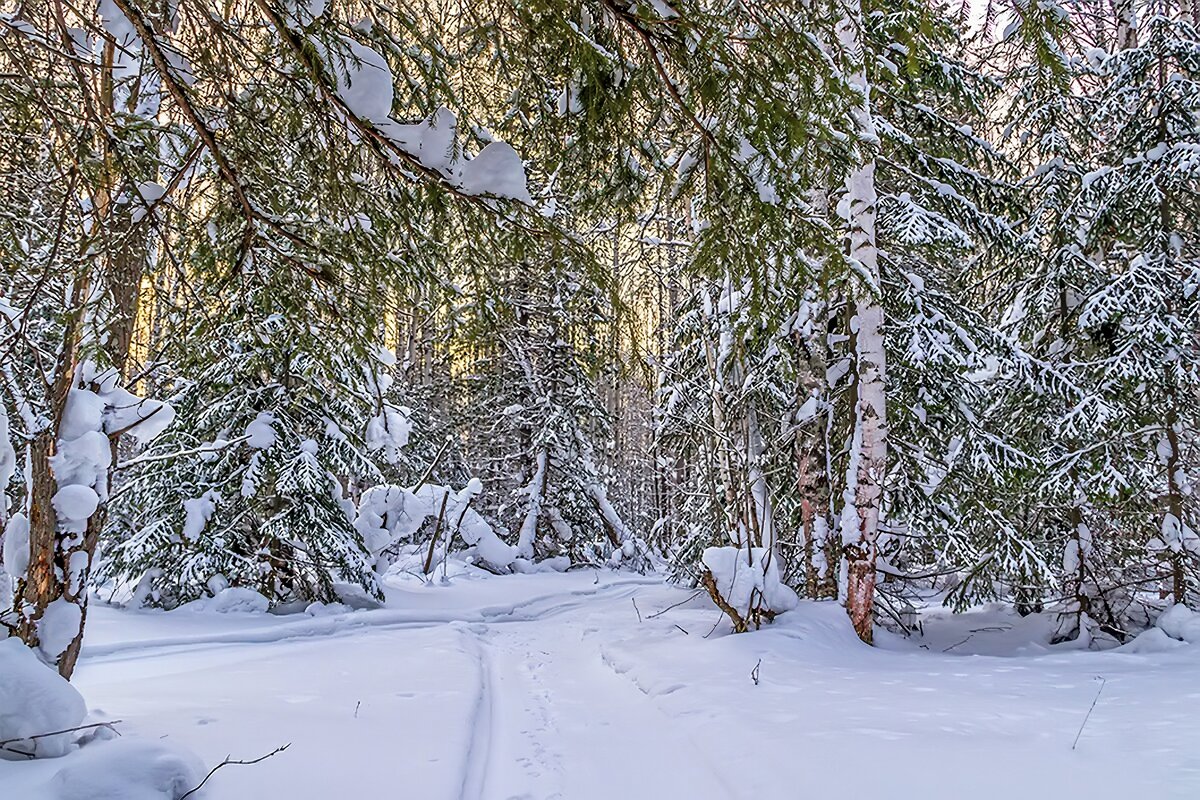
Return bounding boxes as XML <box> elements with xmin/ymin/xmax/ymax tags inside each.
<box><xmin>81</xmin><ymin>577</ymin><xmax>654</xmax><ymax>664</ymax></box>
<box><xmin>28</xmin><ymin>574</ymin><xmax>1200</xmax><ymax>799</ymax></box>
<box><xmin>457</xmin><ymin>623</ymin><xmax>495</xmax><ymax>800</ymax></box>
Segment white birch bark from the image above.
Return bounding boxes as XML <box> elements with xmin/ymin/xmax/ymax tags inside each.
<box><xmin>835</xmin><ymin>2</ymin><xmax>888</xmax><ymax>644</ymax></box>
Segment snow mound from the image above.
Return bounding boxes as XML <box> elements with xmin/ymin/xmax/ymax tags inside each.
<box><xmin>0</xmin><ymin>638</ymin><xmax>87</xmax><ymax>758</ymax></box>
<box><xmin>1156</xmin><ymin>603</ymin><xmax>1200</xmax><ymax>643</ymax></box>
<box><xmin>182</xmin><ymin>587</ymin><xmax>270</xmax><ymax>614</ymax></box>
<box><xmin>304</xmin><ymin>600</ymin><xmax>350</xmax><ymax>617</ymax></box>
<box><xmin>701</xmin><ymin>547</ymin><xmax>798</xmax><ymax>619</ymax></box>
<box><xmin>47</xmin><ymin>738</ymin><xmax>204</xmax><ymax>800</ymax></box>
<box><xmin>511</xmin><ymin>556</ymin><xmax>571</xmax><ymax>574</ymax></box>
<box><xmin>1123</xmin><ymin>626</ymin><xmax>1189</xmax><ymax>653</ymax></box>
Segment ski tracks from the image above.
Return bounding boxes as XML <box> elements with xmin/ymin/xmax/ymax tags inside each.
<box><xmin>455</xmin><ymin>623</ymin><xmax>497</xmax><ymax>800</ymax></box>
<box><xmin>456</xmin><ymin>622</ymin><xmax>566</xmax><ymax>800</ymax></box>
<box><xmin>457</xmin><ymin>611</ymin><xmax>741</xmax><ymax>800</ymax></box>
<box><xmin>81</xmin><ymin>578</ymin><xmax>652</xmax><ymax>665</ymax></box>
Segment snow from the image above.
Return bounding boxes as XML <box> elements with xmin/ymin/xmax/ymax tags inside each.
<box><xmin>47</xmin><ymin>738</ymin><xmax>204</xmax><ymax>800</ymax></box>
<box><xmin>318</xmin><ymin>36</ymin><xmax>395</xmax><ymax>123</ymax></box>
<box><xmin>383</xmin><ymin>106</ymin><xmax>458</xmax><ymax>171</ymax></box>
<box><xmin>37</xmin><ymin>600</ymin><xmax>83</xmax><ymax>661</ymax></box>
<box><xmin>285</xmin><ymin>0</ymin><xmax>326</xmax><ymax>26</ymax></box>
<box><xmin>59</xmin><ymin>390</ymin><xmax>104</xmax><ymax>441</ymax></box>
<box><xmin>645</xmin><ymin>0</ymin><xmax>679</xmax><ymax>19</ymax></box>
<box><xmin>0</xmin><ymin>405</ymin><xmax>16</xmax><ymax>503</ymax></box>
<box><xmin>102</xmin><ymin>386</ymin><xmax>174</xmax><ymax>445</ymax></box>
<box><xmin>96</xmin><ymin>0</ymin><xmax>136</xmax><ymax>42</ymax></box>
<box><xmin>364</xmin><ymin>405</ymin><xmax>412</xmax><ymax>462</ymax></box>
<box><xmin>49</xmin><ymin>431</ymin><xmax>110</xmax><ymax>490</ymax></box>
<box><xmin>356</xmin><ymin>480</ymin><xmax>517</xmax><ymax>571</ymax></box>
<box><xmin>0</xmin><ymin>642</ymin><xmax>203</xmax><ymax>798</ymax></box>
<box><xmin>48</xmin><ymin>371</ymin><xmax>173</xmax><ymax>544</ymax></box>
<box><xmin>312</xmin><ymin>32</ymin><xmax>531</xmax><ymax>203</ymax></box>
<box><xmin>0</xmin><ymin>638</ymin><xmax>86</xmax><ymax>758</ymax></box>
<box><xmin>378</xmin><ymin>109</ymin><xmax>533</xmax><ymax>202</ymax></box>
<box><xmin>181</xmin><ymin>491</ymin><xmax>219</xmax><ymax>541</ymax></box>
<box><xmin>458</xmin><ymin>142</ymin><xmax>533</xmax><ymax>203</ymax></box>
<box><xmin>5</xmin><ymin>576</ymin><xmax>1200</xmax><ymax>797</ymax></box>
<box><xmin>243</xmin><ymin>412</ymin><xmax>277</xmax><ymax>449</ymax></box>
<box><xmin>130</xmin><ymin>182</ymin><xmax>166</xmax><ymax>223</ymax></box>
<box><xmin>181</xmin><ymin>587</ymin><xmax>271</xmax><ymax>614</ymax></box>
<box><xmin>51</xmin><ymin>485</ymin><xmax>99</xmax><ymax>523</ymax></box>
<box><xmin>3</xmin><ymin>513</ymin><xmax>30</xmax><ymax>578</ymax></box>
<box><xmin>702</xmin><ymin>546</ymin><xmax>798</xmax><ymax>617</ymax></box>
<box><xmin>1155</xmin><ymin>603</ymin><xmax>1200</xmax><ymax>643</ymax></box>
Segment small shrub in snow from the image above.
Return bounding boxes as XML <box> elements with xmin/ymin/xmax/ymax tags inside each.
<box><xmin>356</xmin><ymin>480</ymin><xmax>517</xmax><ymax>574</ymax></box>
<box><xmin>700</xmin><ymin>547</ymin><xmax>798</xmax><ymax>633</ymax></box>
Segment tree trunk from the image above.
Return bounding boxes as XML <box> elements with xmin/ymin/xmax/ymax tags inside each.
<box><xmin>14</xmin><ymin>279</ymin><xmax>86</xmax><ymax>672</ymax></box>
<box><xmin>1164</xmin><ymin>411</ymin><xmax>1187</xmax><ymax>605</ymax></box>
<box><xmin>836</xmin><ymin>3</ymin><xmax>888</xmax><ymax>645</ymax></box>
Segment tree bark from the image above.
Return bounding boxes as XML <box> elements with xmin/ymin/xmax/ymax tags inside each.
<box><xmin>836</xmin><ymin>2</ymin><xmax>888</xmax><ymax>645</ymax></box>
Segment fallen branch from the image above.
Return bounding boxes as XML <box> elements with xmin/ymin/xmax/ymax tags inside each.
<box><xmin>180</xmin><ymin>743</ymin><xmax>291</xmax><ymax>799</ymax></box>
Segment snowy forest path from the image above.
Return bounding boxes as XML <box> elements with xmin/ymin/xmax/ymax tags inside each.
<box><xmin>69</xmin><ymin>574</ymin><xmax>743</xmax><ymax>799</ymax></box>
<box><xmin>79</xmin><ymin>575</ymin><xmax>654</xmax><ymax>663</ymax></box>
<box><xmin>64</xmin><ymin>573</ymin><xmax>1200</xmax><ymax>799</ymax></box>
<box><xmin>473</xmin><ymin>609</ymin><xmax>740</xmax><ymax>799</ymax></box>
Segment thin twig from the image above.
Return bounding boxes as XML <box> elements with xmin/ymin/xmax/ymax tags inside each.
<box><xmin>942</xmin><ymin>635</ymin><xmax>973</xmax><ymax>652</ymax></box>
<box><xmin>1072</xmin><ymin>677</ymin><xmax>1107</xmax><ymax>751</ymax></box>
<box><xmin>0</xmin><ymin>720</ymin><xmax>122</xmax><ymax>758</ymax></box>
<box><xmin>116</xmin><ymin>435</ymin><xmax>251</xmax><ymax>471</ymax></box>
<box><xmin>179</xmin><ymin>743</ymin><xmax>291</xmax><ymax>800</ymax></box>
<box><xmin>647</xmin><ymin>590</ymin><xmax>704</xmax><ymax>619</ymax></box>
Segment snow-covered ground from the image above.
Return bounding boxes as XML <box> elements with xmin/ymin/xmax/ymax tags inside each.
<box><xmin>5</xmin><ymin>570</ymin><xmax>1200</xmax><ymax>798</ymax></box>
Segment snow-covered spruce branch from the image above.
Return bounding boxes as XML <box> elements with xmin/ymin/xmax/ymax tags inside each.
<box><xmin>114</xmin><ymin>435</ymin><xmax>251</xmax><ymax>471</ymax></box>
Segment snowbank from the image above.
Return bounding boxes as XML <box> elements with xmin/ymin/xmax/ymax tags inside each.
<box><xmin>0</xmin><ymin>638</ymin><xmax>86</xmax><ymax>758</ymax></box>
<box><xmin>1156</xmin><ymin>602</ymin><xmax>1200</xmax><ymax>643</ymax></box>
<box><xmin>180</xmin><ymin>587</ymin><xmax>270</xmax><ymax>614</ymax></box>
<box><xmin>0</xmin><ymin>638</ymin><xmax>206</xmax><ymax>797</ymax></box>
<box><xmin>47</xmin><ymin>738</ymin><xmax>204</xmax><ymax>800</ymax></box>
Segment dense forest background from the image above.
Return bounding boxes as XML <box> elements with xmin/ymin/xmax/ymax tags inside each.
<box><xmin>3</xmin><ymin>0</ymin><xmax>1200</xmax><ymax>677</ymax></box>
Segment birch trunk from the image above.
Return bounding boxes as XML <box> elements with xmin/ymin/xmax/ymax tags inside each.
<box><xmin>836</xmin><ymin>3</ymin><xmax>888</xmax><ymax>645</ymax></box>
